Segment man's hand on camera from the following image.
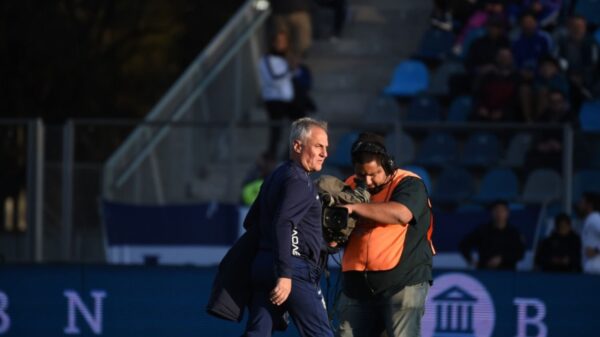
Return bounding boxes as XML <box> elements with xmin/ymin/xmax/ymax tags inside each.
<box><xmin>270</xmin><ymin>277</ymin><xmax>292</xmax><ymax>306</ymax></box>
<box><xmin>340</xmin><ymin>204</ymin><xmax>354</xmax><ymax>215</ymax></box>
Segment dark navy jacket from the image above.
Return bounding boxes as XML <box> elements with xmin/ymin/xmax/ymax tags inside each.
<box><xmin>206</xmin><ymin>160</ymin><xmax>324</xmax><ymax>327</ymax></box>
<box><xmin>248</xmin><ymin>160</ymin><xmax>325</xmax><ymax>277</ymax></box>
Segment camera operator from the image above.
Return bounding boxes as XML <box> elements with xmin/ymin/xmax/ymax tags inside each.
<box><xmin>335</xmin><ymin>132</ymin><xmax>435</xmax><ymax>337</ymax></box>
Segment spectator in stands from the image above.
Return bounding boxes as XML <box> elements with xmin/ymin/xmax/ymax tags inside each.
<box><xmin>578</xmin><ymin>192</ymin><xmax>600</xmax><ymax>274</ymax></box>
<box><xmin>534</xmin><ymin>213</ymin><xmax>582</xmax><ymax>272</ymax></box>
<box><xmin>317</xmin><ymin>0</ymin><xmax>348</xmax><ymax>41</ymax></box>
<box><xmin>459</xmin><ymin>200</ymin><xmax>526</xmax><ymax>270</ymax></box>
<box><xmin>526</xmin><ymin>89</ymin><xmax>573</xmax><ymax>168</ymax></box>
<box><xmin>525</xmin><ymin>89</ymin><xmax>574</xmax><ymax>169</ymax></box>
<box><xmin>431</xmin><ymin>0</ymin><xmax>453</xmax><ymax>32</ymax></box>
<box><xmin>465</xmin><ymin>15</ymin><xmax>510</xmax><ymax>74</ymax></box>
<box><xmin>241</xmin><ymin>152</ymin><xmax>277</xmax><ymax>206</ymax></box>
<box><xmin>454</xmin><ymin>0</ymin><xmax>505</xmax><ymax>54</ymax></box>
<box><xmin>271</xmin><ymin>0</ymin><xmax>313</xmax><ymax>60</ymax></box>
<box><xmin>291</xmin><ymin>62</ymin><xmax>317</xmax><ymax>118</ymax></box>
<box><xmin>512</xmin><ymin>12</ymin><xmax>552</xmax><ymax>79</ymax></box>
<box><xmin>554</xmin><ymin>15</ymin><xmax>599</xmax><ymax>111</ymax></box>
<box><xmin>514</xmin><ymin>0</ymin><xmax>562</xmax><ymax>28</ymax></box>
<box><xmin>472</xmin><ymin>47</ymin><xmax>520</xmax><ymax>122</ymax></box>
<box><xmin>520</xmin><ymin>56</ymin><xmax>569</xmax><ymax>122</ymax></box>
<box><xmin>259</xmin><ymin>32</ymin><xmax>303</xmax><ymax>158</ymax></box>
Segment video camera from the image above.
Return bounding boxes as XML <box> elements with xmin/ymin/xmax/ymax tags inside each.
<box><xmin>319</xmin><ymin>178</ymin><xmax>369</xmax><ymax>245</ymax></box>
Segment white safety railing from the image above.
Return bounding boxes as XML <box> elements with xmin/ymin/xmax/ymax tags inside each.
<box><xmin>102</xmin><ymin>0</ymin><xmax>270</xmax><ymax>204</ymax></box>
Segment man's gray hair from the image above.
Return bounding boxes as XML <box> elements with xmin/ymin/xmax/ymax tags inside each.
<box><xmin>289</xmin><ymin>117</ymin><xmax>328</xmax><ymax>151</ymax></box>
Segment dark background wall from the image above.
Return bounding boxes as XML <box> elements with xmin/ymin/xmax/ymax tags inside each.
<box><xmin>0</xmin><ymin>0</ymin><xmax>244</xmax><ymax>121</ymax></box>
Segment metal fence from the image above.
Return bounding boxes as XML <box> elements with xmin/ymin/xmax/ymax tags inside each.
<box><xmin>1</xmin><ymin>115</ymin><xmax>593</xmax><ymax>266</ymax></box>
<box><xmin>102</xmin><ymin>0</ymin><xmax>271</xmax><ymax>204</ymax></box>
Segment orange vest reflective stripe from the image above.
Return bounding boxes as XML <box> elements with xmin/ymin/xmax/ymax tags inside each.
<box><xmin>342</xmin><ymin>169</ymin><xmax>434</xmax><ymax>272</ymax></box>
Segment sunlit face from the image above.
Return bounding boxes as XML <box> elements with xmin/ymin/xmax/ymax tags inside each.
<box><xmin>354</xmin><ymin>160</ymin><xmax>389</xmax><ymax>193</ymax></box>
<box><xmin>293</xmin><ymin>126</ymin><xmax>328</xmax><ymax>172</ymax></box>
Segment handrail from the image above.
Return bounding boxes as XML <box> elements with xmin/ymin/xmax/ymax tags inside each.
<box><xmin>103</xmin><ymin>0</ymin><xmax>270</xmax><ymax>195</ymax></box>
<box><xmin>114</xmin><ymin>13</ymin><xmax>269</xmax><ymax>188</ymax></box>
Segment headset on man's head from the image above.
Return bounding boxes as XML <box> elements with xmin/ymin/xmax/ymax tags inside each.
<box><xmin>350</xmin><ymin>139</ymin><xmax>396</xmax><ymax>175</ymax></box>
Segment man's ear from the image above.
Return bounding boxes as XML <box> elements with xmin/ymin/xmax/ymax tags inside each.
<box><xmin>293</xmin><ymin>139</ymin><xmax>303</xmax><ymax>154</ymax></box>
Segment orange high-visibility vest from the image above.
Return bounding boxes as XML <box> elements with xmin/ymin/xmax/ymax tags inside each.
<box><xmin>342</xmin><ymin>169</ymin><xmax>435</xmax><ymax>272</ymax></box>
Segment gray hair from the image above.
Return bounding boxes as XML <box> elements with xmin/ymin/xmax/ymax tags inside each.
<box><xmin>289</xmin><ymin>117</ymin><xmax>328</xmax><ymax>151</ymax></box>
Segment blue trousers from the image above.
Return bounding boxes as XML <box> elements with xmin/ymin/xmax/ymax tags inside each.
<box><xmin>243</xmin><ymin>251</ymin><xmax>333</xmax><ymax>337</ymax></box>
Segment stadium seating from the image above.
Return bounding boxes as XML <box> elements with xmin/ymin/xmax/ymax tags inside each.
<box><xmin>447</xmin><ymin>95</ymin><xmax>472</xmax><ymax>122</ymax></box>
<box><xmin>575</xmin><ymin>0</ymin><xmax>600</xmax><ymax>25</ymax></box>
<box><xmin>432</xmin><ymin>166</ymin><xmax>474</xmax><ymax>204</ymax></box>
<box><xmin>579</xmin><ymin>100</ymin><xmax>600</xmax><ymax>132</ymax></box>
<box><xmin>406</xmin><ymin>94</ymin><xmax>442</xmax><ymax>122</ymax></box>
<box><xmin>428</xmin><ymin>60</ymin><xmax>466</xmax><ymax>97</ymax></box>
<box><xmin>403</xmin><ymin>165</ymin><xmax>432</xmax><ymax>194</ymax></box>
<box><xmin>572</xmin><ymin>169</ymin><xmax>600</xmax><ymax>203</ymax></box>
<box><xmin>474</xmin><ymin>168</ymin><xmax>520</xmax><ymax>204</ymax></box>
<box><xmin>416</xmin><ymin>28</ymin><xmax>455</xmax><ymax>61</ymax></box>
<box><xmin>460</xmin><ymin>132</ymin><xmax>501</xmax><ymax>167</ymax></box>
<box><xmin>415</xmin><ymin>132</ymin><xmax>458</xmax><ymax>167</ymax></box>
<box><xmin>459</xmin><ymin>27</ymin><xmax>486</xmax><ymax>58</ymax></box>
<box><xmin>384</xmin><ymin>60</ymin><xmax>429</xmax><ymax>97</ymax></box>
<box><xmin>363</xmin><ymin>95</ymin><xmax>400</xmax><ymax>124</ymax></box>
<box><xmin>501</xmin><ymin>133</ymin><xmax>533</xmax><ymax>167</ymax></box>
<box><xmin>386</xmin><ymin>132</ymin><xmax>415</xmax><ymax>165</ymax></box>
<box><xmin>328</xmin><ymin>132</ymin><xmax>359</xmax><ymax>168</ymax></box>
<box><xmin>521</xmin><ymin>168</ymin><xmax>563</xmax><ymax>204</ymax></box>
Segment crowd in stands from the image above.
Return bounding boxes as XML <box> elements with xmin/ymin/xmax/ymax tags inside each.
<box><xmin>416</xmin><ymin>0</ymin><xmax>600</xmax><ymax>275</ymax></box>
<box><xmin>247</xmin><ymin>0</ymin><xmax>600</xmax><ymax>274</ymax></box>
<box><xmin>426</xmin><ymin>0</ymin><xmax>599</xmax><ymax>124</ymax></box>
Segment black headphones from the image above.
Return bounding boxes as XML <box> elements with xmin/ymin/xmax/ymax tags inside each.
<box><xmin>351</xmin><ymin>140</ymin><xmax>396</xmax><ymax>175</ymax></box>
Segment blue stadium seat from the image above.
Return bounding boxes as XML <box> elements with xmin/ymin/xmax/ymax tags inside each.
<box><xmin>521</xmin><ymin>168</ymin><xmax>562</xmax><ymax>204</ymax></box>
<box><xmin>579</xmin><ymin>100</ymin><xmax>600</xmax><ymax>132</ymax></box>
<box><xmin>573</xmin><ymin>169</ymin><xmax>600</xmax><ymax>203</ymax></box>
<box><xmin>432</xmin><ymin>166</ymin><xmax>474</xmax><ymax>204</ymax></box>
<box><xmin>461</xmin><ymin>132</ymin><xmax>501</xmax><ymax>167</ymax></box>
<box><xmin>460</xmin><ymin>27</ymin><xmax>486</xmax><ymax>58</ymax></box>
<box><xmin>386</xmin><ymin>132</ymin><xmax>415</xmax><ymax>165</ymax></box>
<box><xmin>575</xmin><ymin>0</ymin><xmax>600</xmax><ymax>25</ymax></box>
<box><xmin>474</xmin><ymin>168</ymin><xmax>519</xmax><ymax>204</ymax></box>
<box><xmin>328</xmin><ymin>132</ymin><xmax>359</xmax><ymax>168</ymax></box>
<box><xmin>363</xmin><ymin>95</ymin><xmax>400</xmax><ymax>124</ymax></box>
<box><xmin>447</xmin><ymin>95</ymin><xmax>472</xmax><ymax>122</ymax></box>
<box><xmin>415</xmin><ymin>132</ymin><xmax>458</xmax><ymax>167</ymax></box>
<box><xmin>595</xmin><ymin>27</ymin><xmax>600</xmax><ymax>45</ymax></box>
<box><xmin>416</xmin><ymin>28</ymin><xmax>455</xmax><ymax>61</ymax></box>
<box><xmin>384</xmin><ymin>60</ymin><xmax>429</xmax><ymax>97</ymax></box>
<box><xmin>403</xmin><ymin>165</ymin><xmax>432</xmax><ymax>194</ymax></box>
<box><xmin>406</xmin><ymin>95</ymin><xmax>442</xmax><ymax>122</ymax></box>
<box><xmin>428</xmin><ymin>60</ymin><xmax>466</xmax><ymax>96</ymax></box>
<box><xmin>501</xmin><ymin>133</ymin><xmax>533</xmax><ymax>167</ymax></box>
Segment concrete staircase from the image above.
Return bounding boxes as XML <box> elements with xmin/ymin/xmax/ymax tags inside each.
<box><xmin>310</xmin><ymin>0</ymin><xmax>432</xmax><ymax>124</ymax></box>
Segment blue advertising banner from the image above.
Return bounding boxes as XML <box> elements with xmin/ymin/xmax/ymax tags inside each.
<box><xmin>0</xmin><ymin>265</ymin><xmax>598</xmax><ymax>336</ymax></box>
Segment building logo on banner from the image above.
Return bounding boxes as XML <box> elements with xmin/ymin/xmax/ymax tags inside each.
<box><xmin>422</xmin><ymin>273</ymin><xmax>495</xmax><ymax>337</ymax></box>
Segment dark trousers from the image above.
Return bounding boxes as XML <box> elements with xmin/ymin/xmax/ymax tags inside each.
<box><xmin>336</xmin><ymin>282</ymin><xmax>430</xmax><ymax>337</ymax></box>
<box><xmin>243</xmin><ymin>251</ymin><xmax>333</xmax><ymax>337</ymax></box>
